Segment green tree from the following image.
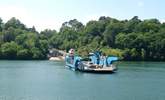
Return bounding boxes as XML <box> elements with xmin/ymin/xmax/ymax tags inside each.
<box><xmin>31</xmin><ymin>47</ymin><xmax>44</xmax><ymax>59</ymax></box>
<box><xmin>1</xmin><ymin>41</ymin><xmax>20</xmax><ymax>59</ymax></box>
<box><xmin>124</xmin><ymin>16</ymin><xmax>141</xmax><ymax>33</ymax></box>
<box><xmin>0</xmin><ymin>18</ymin><xmax>3</xmax><ymax>31</ymax></box>
<box><xmin>136</xmin><ymin>19</ymin><xmax>160</xmax><ymax>33</ymax></box>
<box><xmin>39</xmin><ymin>40</ymin><xmax>49</xmax><ymax>55</ymax></box>
<box><xmin>2</xmin><ymin>27</ymin><xmax>17</xmax><ymax>42</ymax></box>
<box><xmin>40</xmin><ymin>29</ymin><xmax>56</xmax><ymax>39</ymax></box>
<box><xmin>60</xmin><ymin>19</ymin><xmax>84</xmax><ymax>32</ymax></box>
<box><xmin>103</xmin><ymin>22</ymin><xmax>124</xmax><ymax>47</ymax></box>
<box><xmin>17</xmin><ymin>49</ymin><xmax>31</xmax><ymax>59</ymax></box>
<box><xmin>84</xmin><ymin>21</ymin><xmax>104</xmax><ymax>36</ymax></box>
<box><xmin>4</xmin><ymin>17</ymin><xmax>26</xmax><ymax>30</ymax></box>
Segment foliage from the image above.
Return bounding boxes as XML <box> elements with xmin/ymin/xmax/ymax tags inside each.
<box><xmin>17</xmin><ymin>49</ymin><xmax>31</xmax><ymax>59</ymax></box>
<box><xmin>100</xmin><ymin>48</ymin><xmax>123</xmax><ymax>59</ymax></box>
<box><xmin>1</xmin><ymin>41</ymin><xmax>20</xmax><ymax>59</ymax></box>
<box><xmin>0</xmin><ymin>16</ymin><xmax>165</xmax><ymax>61</ymax></box>
<box><xmin>0</xmin><ymin>17</ymin><xmax>49</xmax><ymax>60</ymax></box>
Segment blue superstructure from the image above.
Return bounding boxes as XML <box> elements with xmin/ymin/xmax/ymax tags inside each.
<box><xmin>89</xmin><ymin>51</ymin><xmax>118</xmax><ymax>67</ymax></box>
<box><xmin>65</xmin><ymin>55</ymin><xmax>82</xmax><ymax>70</ymax></box>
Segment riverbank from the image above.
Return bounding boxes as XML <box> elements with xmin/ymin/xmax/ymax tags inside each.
<box><xmin>49</xmin><ymin>56</ymin><xmax>65</xmax><ymax>61</ymax></box>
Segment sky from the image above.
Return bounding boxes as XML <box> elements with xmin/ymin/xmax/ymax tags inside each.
<box><xmin>0</xmin><ymin>0</ymin><xmax>164</xmax><ymax>32</ymax></box>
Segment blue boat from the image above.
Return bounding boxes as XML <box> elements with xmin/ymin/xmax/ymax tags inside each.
<box><xmin>65</xmin><ymin>50</ymin><xmax>119</xmax><ymax>73</ymax></box>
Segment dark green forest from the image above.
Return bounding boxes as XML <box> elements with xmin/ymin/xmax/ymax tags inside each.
<box><xmin>0</xmin><ymin>16</ymin><xmax>165</xmax><ymax>61</ymax></box>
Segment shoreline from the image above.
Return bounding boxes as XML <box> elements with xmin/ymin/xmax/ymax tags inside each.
<box><xmin>49</xmin><ymin>56</ymin><xmax>65</xmax><ymax>61</ymax></box>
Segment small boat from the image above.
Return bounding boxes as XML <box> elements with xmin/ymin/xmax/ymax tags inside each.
<box><xmin>65</xmin><ymin>50</ymin><xmax>118</xmax><ymax>73</ymax></box>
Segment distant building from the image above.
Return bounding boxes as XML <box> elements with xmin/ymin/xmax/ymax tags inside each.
<box><xmin>48</xmin><ymin>49</ymin><xmax>65</xmax><ymax>58</ymax></box>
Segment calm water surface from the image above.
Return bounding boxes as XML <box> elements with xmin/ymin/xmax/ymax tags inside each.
<box><xmin>0</xmin><ymin>60</ymin><xmax>165</xmax><ymax>100</ymax></box>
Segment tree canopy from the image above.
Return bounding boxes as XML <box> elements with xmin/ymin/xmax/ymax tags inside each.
<box><xmin>0</xmin><ymin>16</ymin><xmax>165</xmax><ymax>61</ymax></box>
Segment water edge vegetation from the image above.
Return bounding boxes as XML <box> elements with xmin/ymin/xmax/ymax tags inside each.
<box><xmin>0</xmin><ymin>16</ymin><xmax>164</xmax><ymax>61</ymax></box>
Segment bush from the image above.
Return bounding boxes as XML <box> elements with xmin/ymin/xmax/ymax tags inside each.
<box><xmin>1</xmin><ymin>42</ymin><xmax>20</xmax><ymax>59</ymax></box>
<box><xmin>17</xmin><ymin>49</ymin><xmax>31</xmax><ymax>59</ymax></box>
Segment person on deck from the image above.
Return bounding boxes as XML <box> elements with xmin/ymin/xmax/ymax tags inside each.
<box><xmin>68</xmin><ymin>48</ymin><xmax>74</xmax><ymax>64</ymax></box>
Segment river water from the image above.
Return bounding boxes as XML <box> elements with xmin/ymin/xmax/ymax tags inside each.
<box><xmin>0</xmin><ymin>61</ymin><xmax>165</xmax><ymax>100</ymax></box>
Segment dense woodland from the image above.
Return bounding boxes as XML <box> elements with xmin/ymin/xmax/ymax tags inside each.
<box><xmin>0</xmin><ymin>16</ymin><xmax>165</xmax><ymax>61</ymax></box>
